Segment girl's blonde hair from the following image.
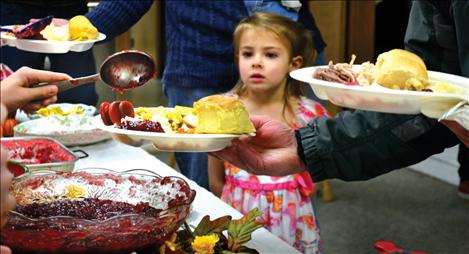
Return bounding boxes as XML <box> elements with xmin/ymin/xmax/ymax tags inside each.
<box><xmin>232</xmin><ymin>12</ymin><xmax>315</xmax><ymax>124</ymax></box>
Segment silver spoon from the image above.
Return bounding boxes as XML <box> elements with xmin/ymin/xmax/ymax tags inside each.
<box><xmin>32</xmin><ymin>50</ymin><xmax>156</xmax><ymax>93</ymax></box>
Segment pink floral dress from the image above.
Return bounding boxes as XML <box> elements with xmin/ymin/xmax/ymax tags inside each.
<box><xmin>221</xmin><ymin>97</ymin><xmax>329</xmax><ymax>254</ymax></box>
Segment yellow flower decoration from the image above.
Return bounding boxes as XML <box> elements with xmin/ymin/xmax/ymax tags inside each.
<box><xmin>191</xmin><ymin>234</ymin><xmax>219</xmax><ymax>254</ymax></box>
<box><xmin>64</xmin><ymin>184</ymin><xmax>87</xmax><ymax>199</ymax></box>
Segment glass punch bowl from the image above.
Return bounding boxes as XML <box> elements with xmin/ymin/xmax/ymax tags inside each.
<box><xmin>0</xmin><ymin>168</ymin><xmax>196</xmax><ymax>254</ymax></box>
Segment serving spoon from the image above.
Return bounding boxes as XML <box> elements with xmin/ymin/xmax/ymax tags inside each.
<box><xmin>32</xmin><ymin>50</ymin><xmax>156</xmax><ymax>93</ymax></box>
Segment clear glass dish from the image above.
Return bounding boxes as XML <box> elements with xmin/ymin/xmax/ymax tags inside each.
<box><xmin>0</xmin><ymin>168</ymin><xmax>196</xmax><ymax>254</ymax></box>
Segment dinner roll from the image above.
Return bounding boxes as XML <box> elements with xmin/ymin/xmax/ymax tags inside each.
<box><xmin>194</xmin><ymin>95</ymin><xmax>255</xmax><ymax>134</ymax></box>
<box><xmin>374</xmin><ymin>49</ymin><xmax>428</xmax><ymax>90</ymax></box>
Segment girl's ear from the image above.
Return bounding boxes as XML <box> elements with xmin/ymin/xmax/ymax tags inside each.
<box><xmin>289</xmin><ymin>56</ymin><xmax>303</xmax><ymax>72</ymax></box>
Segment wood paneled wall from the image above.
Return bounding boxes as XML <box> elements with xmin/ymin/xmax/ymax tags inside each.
<box><xmin>309</xmin><ymin>1</ymin><xmax>375</xmax><ymax>63</ymax></box>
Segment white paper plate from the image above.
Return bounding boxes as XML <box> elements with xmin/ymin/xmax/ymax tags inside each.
<box><xmin>290</xmin><ymin>66</ymin><xmax>469</xmax><ymax>118</ymax></box>
<box><xmin>14</xmin><ymin>116</ymin><xmax>110</xmax><ymax>146</ymax></box>
<box><xmin>97</xmin><ymin>118</ymin><xmax>243</xmax><ymax>152</ymax></box>
<box><xmin>1</xmin><ymin>26</ymin><xmax>106</xmax><ymax>53</ymax></box>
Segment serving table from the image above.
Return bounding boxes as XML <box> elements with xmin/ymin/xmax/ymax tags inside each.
<box><xmin>72</xmin><ymin>139</ymin><xmax>300</xmax><ymax>254</ymax></box>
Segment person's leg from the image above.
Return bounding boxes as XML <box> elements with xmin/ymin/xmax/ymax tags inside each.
<box><xmin>457</xmin><ymin>144</ymin><xmax>469</xmax><ymax>199</ymax></box>
<box><xmin>163</xmin><ymin>85</ymin><xmax>229</xmax><ymax>189</ymax></box>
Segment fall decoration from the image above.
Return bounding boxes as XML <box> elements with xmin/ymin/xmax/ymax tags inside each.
<box><xmin>160</xmin><ymin>208</ymin><xmax>264</xmax><ymax>254</ymax></box>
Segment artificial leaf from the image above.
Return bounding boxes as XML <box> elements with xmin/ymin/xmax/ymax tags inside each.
<box><xmin>227</xmin><ymin>208</ymin><xmax>264</xmax><ymax>251</ymax></box>
<box><xmin>193</xmin><ymin>215</ymin><xmax>232</xmax><ymax>236</ymax></box>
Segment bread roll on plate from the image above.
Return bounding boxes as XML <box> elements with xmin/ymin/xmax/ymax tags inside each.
<box><xmin>194</xmin><ymin>95</ymin><xmax>255</xmax><ymax>134</ymax></box>
<box><xmin>374</xmin><ymin>49</ymin><xmax>428</xmax><ymax>90</ymax></box>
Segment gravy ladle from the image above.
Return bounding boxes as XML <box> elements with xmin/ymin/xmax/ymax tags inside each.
<box><xmin>31</xmin><ymin>50</ymin><xmax>156</xmax><ymax>93</ymax></box>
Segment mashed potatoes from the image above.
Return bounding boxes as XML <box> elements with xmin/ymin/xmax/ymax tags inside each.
<box><xmin>69</xmin><ymin>15</ymin><xmax>99</xmax><ymax>41</ymax></box>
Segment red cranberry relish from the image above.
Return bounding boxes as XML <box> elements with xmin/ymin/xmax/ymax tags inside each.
<box><xmin>117</xmin><ymin>119</ymin><xmax>165</xmax><ymax>132</ymax></box>
<box><xmin>14</xmin><ymin>198</ymin><xmax>161</xmax><ymax>221</ymax></box>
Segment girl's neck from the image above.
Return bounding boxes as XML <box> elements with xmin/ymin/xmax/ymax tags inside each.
<box><xmin>239</xmin><ymin>91</ymin><xmax>299</xmax><ymax>123</ymax></box>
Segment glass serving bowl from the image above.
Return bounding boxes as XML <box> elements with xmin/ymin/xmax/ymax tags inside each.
<box><xmin>0</xmin><ymin>168</ymin><xmax>196</xmax><ymax>254</ymax></box>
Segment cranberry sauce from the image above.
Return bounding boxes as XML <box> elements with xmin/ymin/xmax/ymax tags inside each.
<box><xmin>14</xmin><ymin>198</ymin><xmax>161</xmax><ymax>221</ymax></box>
<box><xmin>3</xmin><ymin>138</ymin><xmax>75</xmax><ymax>164</ymax></box>
<box><xmin>118</xmin><ymin>119</ymin><xmax>165</xmax><ymax>132</ymax></box>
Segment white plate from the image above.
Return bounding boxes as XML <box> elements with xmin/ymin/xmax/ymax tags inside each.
<box><xmin>290</xmin><ymin>66</ymin><xmax>469</xmax><ymax>118</ymax></box>
<box><xmin>14</xmin><ymin>116</ymin><xmax>111</xmax><ymax>146</ymax></box>
<box><xmin>97</xmin><ymin>118</ymin><xmax>243</xmax><ymax>152</ymax></box>
<box><xmin>1</xmin><ymin>26</ymin><xmax>106</xmax><ymax>54</ymax></box>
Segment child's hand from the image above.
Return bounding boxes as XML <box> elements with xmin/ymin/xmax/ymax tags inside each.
<box><xmin>210</xmin><ymin>115</ymin><xmax>306</xmax><ymax>176</ymax></box>
<box><xmin>0</xmin><ymin>67</ymin><xmax>71</xmax><ymax>113</ymax></box>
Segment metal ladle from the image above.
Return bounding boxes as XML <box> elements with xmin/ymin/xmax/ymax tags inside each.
<box><xmin>32</xmin><ymin>50</ymin><xmax>156</xmax><ymax>93</ymax></box>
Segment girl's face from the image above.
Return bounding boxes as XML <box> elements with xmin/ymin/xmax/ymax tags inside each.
<box><xmin>237</xmin><ymin>28</ymin><xmax>302</xmax><ymax>94</ymax></box>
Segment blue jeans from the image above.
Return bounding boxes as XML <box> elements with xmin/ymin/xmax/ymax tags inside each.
<box><xmin>163</xmin><ymin>85</ymin><xmax>231</xmax><ymax>189</ymax></box>
<box><xmin>1</xmin><ymin>2</ymin><xmax>98</xmax><ymax>106</ymax></box>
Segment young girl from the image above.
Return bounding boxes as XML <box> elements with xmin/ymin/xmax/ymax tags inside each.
<box><xmin>208</xmin><ymin>12</ymin><xmax>329</xmax><ymax>254</ymax></box>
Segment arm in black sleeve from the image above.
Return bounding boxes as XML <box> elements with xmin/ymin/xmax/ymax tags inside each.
<box><xmin>296</xmin><ymin>110</ymin><xmax>459</xmax><ymax>182</ymax></box>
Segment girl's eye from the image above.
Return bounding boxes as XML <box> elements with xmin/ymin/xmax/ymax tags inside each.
<box><xmin>265</xmin><ymin>52</ymin><xmax>277</xmax><ymax>58</ymax></box>
<box><xmin>241</xmin><ymin>51</ymin><xmax>252</xmax><ymax>58</ymax></box>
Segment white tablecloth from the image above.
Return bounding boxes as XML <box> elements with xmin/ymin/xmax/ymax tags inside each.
<box><xmin>72</xmin><ymin>139</ymin><xmax>300</xmax><ymax>254</ymax></box>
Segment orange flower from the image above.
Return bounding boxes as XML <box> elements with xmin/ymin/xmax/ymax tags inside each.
<box><xmin>273</xmin><ymin>195</ymin><xmax>283</xmax><ymax>212</ymax></box>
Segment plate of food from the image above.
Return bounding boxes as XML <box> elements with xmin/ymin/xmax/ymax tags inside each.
<box><xmin>290</xmin><ymin>49</ymin><xmax>468</xmax><ymax>118</ymax></box>
<box><xmin>23</xmin><ymin>103</ymin><xmax>96</xmax><ymax>120</ymax></box>
<box><xmin>14</xmin><ymin>113</ymin><xmax>110</xmax><ymax>147</ymax></box>
<box><xmin>1</xmin><ymin>15</ymin><xmax>106</xmax><ymax>53</ymax></box>
<box><xmin>97</xmin><ymin>95</ymin><xmax>256</xmax><ymax>152</ymax></box>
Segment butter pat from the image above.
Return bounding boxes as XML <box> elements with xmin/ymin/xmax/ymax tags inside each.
<box><xmin>194</xmin><ymin>95</ymin><xmax>255</xmax><ymax>134</ymax></box>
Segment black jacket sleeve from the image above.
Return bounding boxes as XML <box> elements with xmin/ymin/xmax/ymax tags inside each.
<box><xmin>296</xmin><ymin>111</ymin><xmax>459</xmax><ymax>182</ymax></box>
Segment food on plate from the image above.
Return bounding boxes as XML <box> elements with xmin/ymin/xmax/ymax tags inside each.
<box><xmin>69</xmin><ymin>15</ymin><xmax>99</xmax><ymax>41</ymax></box>
<box><xmin>100</xmin><ymin>100</ymin><xmax>135</xmax><ymax>126</ymax></box>
<box><xmin>313</xmin><ymin>49</ymin><xmax>466</xmax><ymax>93</ymax></box>
<box><xmin>3</xmin><ymin>15</ymin><xmax>99</xmax><ymax>42</ymax></box>
<box><xmin>40</xmin><ymin>18</ymin><xmax>70</xmax><ymax>41</ymax></box>
<box><xmin>194</xmin><ymin>94</ymin><xmax>256</xmax><ymax>134</ymax></box>
<box><xmin>313</xmin><ymin>54</ymin><xmax>375</xmax><ymax>86</ymax></box>
<box><xmin>35</xmin><ymin>104</ymin><xmax>85</xmax><ymax>117</ymax></box>
<box><xmin>374</xmin><ymin>49</ymin><xmax>428</xmax><ymax>90</ymax></box>
<box><xmin>424</xmin><ymin>81</ymin><xmax>466</xmax><ymax>94</ymax></box>
<box><xmin>2</xmin><ymin>138</ymin><xmax>75</xmax><ymax>165</ymax></box>
<box><xmin>3</xmin><ymin>16</ymin><xmax>53</xmax><ymax>39</ymax></box>
<box><xmin>99</xmin><ymin>95</ymin><xmax>256</xmax><ymax>134</ymax></box>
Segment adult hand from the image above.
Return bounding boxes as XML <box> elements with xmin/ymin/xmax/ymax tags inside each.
<box><xmin>210</xmin><ymin>115</ymin><xmax>306</xmax><ymax>176</ymax></box>
<box><xmin>0</xmin><ymin>67</ymin><xmax>71</xmax><ymax>113</ymax></box>
<box><xmin>441</xmin><ymin>120</ymin><xmax>469</xmax><ymax>147</ymax></box>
